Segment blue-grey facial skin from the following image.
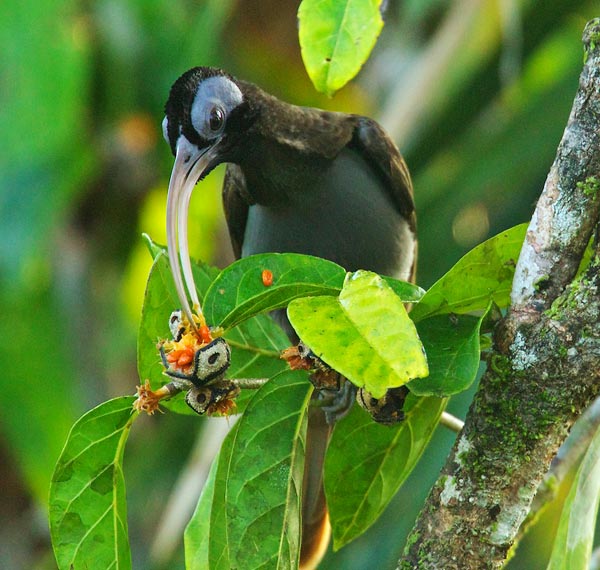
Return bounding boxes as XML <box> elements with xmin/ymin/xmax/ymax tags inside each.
<box><xmin>161</xmin><ymin>75</ymin><xmax>243</xmax><ymax>150</ymax></box>
<box><xmin>190</xmin><ymin>76</ymin><xmax>243</xmax><ymax>141</ymax></box>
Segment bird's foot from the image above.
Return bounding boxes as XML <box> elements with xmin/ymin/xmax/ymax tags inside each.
<box><xmin>282</xmin><ymin>342</ymin><xmax>409</xmax><ymax>425</ymax></box>
<box><xmin>318</xmin><ymin>381</ymin><xmax>357</xmax><ymax>424</ymax></box>
<box><xmin>282</xmin><ymin>342</ymin><xmax>356</xmax><ymax>423</ymax></box>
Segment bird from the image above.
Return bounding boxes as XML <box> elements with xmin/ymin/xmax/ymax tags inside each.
<box><xmin>162</xmin><ymin>66</ymin><xmax>416</xmax><ymax>569</ymax></box>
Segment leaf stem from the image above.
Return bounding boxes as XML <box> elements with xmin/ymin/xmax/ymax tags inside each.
<box><xmin>225</xmin><ymin>338</ymin><xmax>281</xmax><ymax>358</ymax></box>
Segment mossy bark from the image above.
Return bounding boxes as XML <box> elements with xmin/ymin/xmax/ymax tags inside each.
<box><xmin>398</xmin><ymin>19</ymin><xmax>600</xmax><ymax>570</ymax></box>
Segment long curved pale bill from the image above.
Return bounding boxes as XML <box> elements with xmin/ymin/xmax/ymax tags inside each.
<box><xmin>166</xmin><ymin>138</ymin><xmax>219</xmax><ymax>331</ymax></box>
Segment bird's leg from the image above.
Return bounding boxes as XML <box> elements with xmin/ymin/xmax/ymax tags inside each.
<box><xmin>282</xmin><ymin>342</ymin><xmax>410</xmax><ymax>425</ymax></box>
<box><xmin>317</xmin><ymin>381</ymin><xmax>357</xmax><ymax>424</ymax></box>
<box><xmin>281</xmin><ymin>343</ymin><xmax>355</xmax><ymax>424</ymax></box>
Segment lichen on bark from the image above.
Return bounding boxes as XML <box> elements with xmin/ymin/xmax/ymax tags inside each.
<box><xmin>397</xmin><ymin>18</ymin><xmax>600</xmax><ymax>570</ymax></box>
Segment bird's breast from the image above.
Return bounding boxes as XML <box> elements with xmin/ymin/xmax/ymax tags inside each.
<box><xmin>240</xmin><ymin>148</ymin><xmax>415</xmax><ymax>280</ymax></box>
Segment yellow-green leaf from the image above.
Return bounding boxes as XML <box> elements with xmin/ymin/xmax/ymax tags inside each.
<box><xmin>288</xmin><ymin>270</ymin><xmax>428</xmax><ymax>398</ymax></box>
<box><xmin>547</xmin><ymin>423</ymin><xmax>600</xmax><ymax>570</ymax></box>
<box><xmin>298</xmin><ymin>0</ymin><xmax>384</xmax><ymax>96</ymax></box>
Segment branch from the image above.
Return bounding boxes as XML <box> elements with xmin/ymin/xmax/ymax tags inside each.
<box><xmin>398</xmin><ymin>19</ymin><xmax>600</xmax><ymax>570</ymax></box>
<box><xmin>440</xmin><ymin>411</ymin><xmax>465</xmax><ymax>433</ymax></box>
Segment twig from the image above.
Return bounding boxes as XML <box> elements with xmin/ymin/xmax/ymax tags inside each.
<box><xmin>440</xmin><ymin>411</ymin><xmax>465</xmax><ymax>433</ymax></box>
<box><xmin>230</xmin><ymin>377</ymin><xmax>269</xmax><ymax>390</ymax></box>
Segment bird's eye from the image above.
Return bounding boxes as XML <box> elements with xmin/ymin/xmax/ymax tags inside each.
<box><xmin>208</xmin><ymin>107</ymin><xmax>224</xmax><ymax>132</ymax></box>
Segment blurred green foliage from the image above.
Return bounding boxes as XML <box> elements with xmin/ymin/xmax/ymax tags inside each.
<box><xmin>0</xmin><ymin>0</ymin><xmax>597</xmax><ymax>568</ymax></box>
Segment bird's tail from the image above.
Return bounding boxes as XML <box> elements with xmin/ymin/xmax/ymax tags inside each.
<box><xmin>300</xmin><ymin>402</ymin><xmax>333</xmax><ymax>570</ymax></box>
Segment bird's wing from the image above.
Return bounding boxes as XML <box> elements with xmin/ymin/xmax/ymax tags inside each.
<box><xmin>222</xmin><ymin>164</ymin><xmax>252</xmax><ymax>259</ymax></box>
<box><xmin>350</xmin><ymin>117</ymin><xmax>416</xmax><ymax>230</ymax></box>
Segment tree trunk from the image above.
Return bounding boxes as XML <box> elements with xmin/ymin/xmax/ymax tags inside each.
<box><xmin>398</xmin><ymin>18</ymin><xmax>600</xmax><ymax>570</ymax></box>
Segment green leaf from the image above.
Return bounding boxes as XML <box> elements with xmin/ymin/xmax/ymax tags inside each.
<box><xmin>382</xmin><ymin>276</ymin><xmax>426</xmax><ymax>303</ymax></box>
<box><xmin>225</xmin><ymin>315</ymin><xmax>289</xmax><ymax>378</ymax></box>
<box><xmin>185</xmin><ymin>457</ymin><xmax>219</xmax><ymax>570</ymax></box>
<box><xmin>49</xmin><ymin>397</ymin><xmax>138</xmax><ymax>570</ymax></box>
<box><xmin>288</xmin><ymin>271</ymin><xmax>428</xmax><ymax>398</ymax></box>
<box><xmin>223</xmin><ymin>314</ymin><xmax>291</xmax><ymax>413</ymax></box>
<box><xmin>142</xmin><ymin>233</ymin><xmax>166</xmax><ymax>260</ymax></box>
<box><xmin>408</xmin><ymin>312</ymin><xmax>487</xmax><ymax>396</ymax></box>
<box><xmin>411</xmin><ymin>224</ymin><xmax>527</xmax><ymax>322</ymax></box>
<box><xmin>209</xmin><ymin>370</ymin><xmax>313</xmax><ymax>569</ymax></box>
<box><xmin>547</xmin><ymin>424</ymin><xmax>600</xmax><ymax>570</ymax></box>
<box><xmin>203</xmin><ymin>252</ymin><xmax>424</xmax><ymax>331</ymax></box>
<box><xmin>203</xmin><ymin>253</ymin><xmax>346</xmax><ymax>330</ymax></box>
<box><xmin>325</xmin><ymin>394</ymin><xmax>446</xmax><ymax>548</ymax></box>
<box><xmin>298</xmin><ymin>0</ymin><xmax>384</xmax><ymax>96</ymax></box>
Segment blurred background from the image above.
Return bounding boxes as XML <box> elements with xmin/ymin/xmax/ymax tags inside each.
<box><xmin>1</xmin><ymin>0</ymin><xmax>597</xmax><ymax>568</ymax></box>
